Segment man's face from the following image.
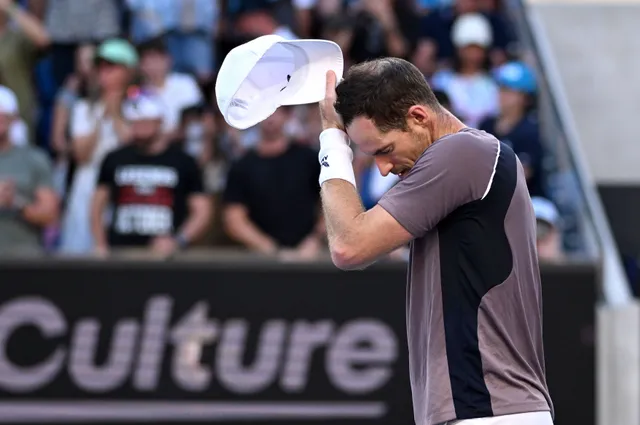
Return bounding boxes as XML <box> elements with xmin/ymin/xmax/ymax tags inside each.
<box><xmin>131</xmin><ymin>119</ymin><xmax>162</xmax><ymax>145</ymax></box>
<box><xmin>499</xmin><ymin>86</ymin><xmax>527</xmax><ymax>113</ymax></box>
<box><xmin>97</xmin><ymin>60</ymin><xmax>129</xmax><ymax>91</ymax></box>
<box><xmin>260</xmin><ymin>108</ymin><xmax>288</xmax><ymax>139</ymax></box>
<box><xmin>140</xmin><ymin>51</ymin><xmax>170</xmax><ymax>81</ymax></box>
<box><xmin>457</xmin><ymin>45</ymin><xmax>487</xmax><ymax>68</ymax></box>
<box><xmin>347</xmin><ymin>116</ymin><xmax>426</xmax><ymax>178</ymax></box>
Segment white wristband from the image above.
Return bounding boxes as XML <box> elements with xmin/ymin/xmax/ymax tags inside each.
<box><xmin>318</xmin><ymin>129</ymin><xmax>357</xmax><ymax>188</ymax></box>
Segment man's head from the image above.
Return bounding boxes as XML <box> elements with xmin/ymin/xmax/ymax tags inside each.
<box><xmin>0</xmin><ymin>86</ymin><xmax>18</xmax><ymax>142</ymax></box>
<box><xmin>138</xmin><ymin>37</ymin><xmax>171</xmax><ymax>83</ymax></box>
<box><xmin>334</xmin><ymin>58</ymin><xmax>445</xmax><ymax>177</ymax></box>
<box><xmin>494</xmin><ymin>62</ymin><xmax>537</xmax><ymax>114</ymax></box>
<box><xmin>259</xmin><ymin>106</ymin><xmax>291</xmax><ymax>141</ymax></box>
<box><xmin>123</xmin><ymin>90</ymin><xmax>165</xmax><ymax>147</ymax></box>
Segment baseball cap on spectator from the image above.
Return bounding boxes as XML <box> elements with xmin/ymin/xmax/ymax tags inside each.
<box><xmin>531</xmin><ymin>197</ymin><xmax>561</xmax><ymax>228</ymax></box>
<box><xmin>95</xmin><ymin>38</ymin><xmax>139</xmax><ymax>67</ymax></box>
<box><xmin>122</xmin><ymin>89</ymin><xmax>165</xmax><ymax>121</ymax></box>
<box><xmin>215</xmin><ymin>34</ymin><xmax>344</xmax><ymax>130</ymax></box>
<box><xmin>0</xmin><ymin>85</ymin><xmax>18</xmax><ymax>115</ymax></box>
<box><xmin>494</xmin><ymin>61</ymin><xmax>537</xmax><ymax>94</ymax></box>
<box><xmin>452</xmin><ymin>13</ymin><xmax>493</xmax><ymax>48</ymax></box>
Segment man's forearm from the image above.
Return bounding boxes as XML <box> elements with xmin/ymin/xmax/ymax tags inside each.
<box><xmin>176</xmin><ymin>210</ymin><xmax>210</xmax><ymax>245</ymax></box>
<box><xmin>228</xmin><ymin>219</ymin><xmax>278</xmax><ymax>254</ymax></box>
<box><xmin>90</xmin><ymin>211</ymin><xmax>108</xmax><ymax>249</ymax></box>
<box><xmin>22</xmin><ymin>202</ymin><xmax>57</xmax><ymax>226</ymax></box>
<box><xmin>320</xmin><ymin>179</ymin><xmax>365</xmax><ymax>248</ymax></box>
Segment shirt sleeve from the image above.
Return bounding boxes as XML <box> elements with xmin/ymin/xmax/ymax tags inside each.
<box><xmin>97</xmin><ymin>152</ymin><xmax>115</xmax><ymax>186</ymax></box>
<box><xmin>377</xmin><ymin>132</ymin><xmax>500</xmax><ymax>238</ymax></box>
<box><xmin>183</xmin><ymin>155</ymin><xmax>205</xmax><ymax>195</ymax></box>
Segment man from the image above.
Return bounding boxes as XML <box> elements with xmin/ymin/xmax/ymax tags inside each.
<box><xmin>223</xmin><ymin>106</ymin><xmax>324</xmax><ymax>260</ymax></box>
<box><xmin>0</xmin><ymin>0</ymin><xmax>50</xmax><ymax>142</ymax></box>
<box><xmin>317</xmin><ymin>58</ymin><xmax>553</xmax><ymax>424</ymax></box>
<box><xmin>91</xmin><ymin>90</ymin><xmax>211</xmax><ymax>257</ymax></box>
<box><xmin>0</xmin><ymin>85</ymin><xmax>59</xmax><ymax>256</ymax></box>
<box><xmin>479</xmin><ymin>61</ymin><xmax>546</xmax><ymax>197</ymax></box>
<box><xmin>137</xmin><ymin>37</ymin><xmax>203</xmax><ymax>138</ymax></box>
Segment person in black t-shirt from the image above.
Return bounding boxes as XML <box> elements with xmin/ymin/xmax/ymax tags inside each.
<box><xmin>222</xmin><ymin>106</ymin><xmax>324</xmax><ymax>261</ymax></box>
<box><xmin>91</xmin><ymin>91</ymin><xmax>211</xmax><ymax>257</ymax></box>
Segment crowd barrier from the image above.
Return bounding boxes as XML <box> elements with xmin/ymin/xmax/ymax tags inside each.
<box><xmin>0</xmin><ymin>258</ymin><xmax>597</xmax><ymax>425</ymax></box>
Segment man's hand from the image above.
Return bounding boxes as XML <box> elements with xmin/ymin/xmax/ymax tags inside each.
<box><xmin>151</xmin><ymin>236</ymin><xmax>179</xmax><ymax>258</ymax></box>
<box><xmin>278</xmin><ymin>236</ymin><xmax>322</xmax><ymax>262</ymax></box>
<box><xmin>319</xmin><ymin>71</ymin><xmax>344</xmax><ymax>131</ymax></box>
<box><xmin>0</xmin><ymin>181</ymin><xmax>15</xmax><ymax>209</ymax></box>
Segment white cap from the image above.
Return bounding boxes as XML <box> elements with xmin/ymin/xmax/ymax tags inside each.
<box><xmin>452</xmin><ymin>13</ymin><xmax>493</xmax><ymax>48</ymax></box>
<box><xmin>531</xmin><ymin>196</ymin><xmax>561</xmax><ymax>228</ymax></box>
<box><xmin>215</xmin><ymin>34</ymin><xmax>344</xmax><ymax>130</ymax></box>
<box><xmin>0</xmin><ymin>85</ymin><xmax>18</xmax><ymax>115</ymax></box>
<box><xmin>122</xmin><ymin>90</ymin><xmax>165</xmax><ymax>121</ymax></box>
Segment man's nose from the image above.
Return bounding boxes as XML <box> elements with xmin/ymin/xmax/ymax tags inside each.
<box><xmin>375</xmin><ymin>157</ymin><xmax>393</xmax><ymax>177</ymax></box>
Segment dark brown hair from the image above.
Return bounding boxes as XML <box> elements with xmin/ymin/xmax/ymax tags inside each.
<box><xmin>335</xmin><ymin>57</ymin><xmax>442</xmax><ymax>133</ymax></box>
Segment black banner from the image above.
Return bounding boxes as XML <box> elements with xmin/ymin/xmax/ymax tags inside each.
<box><xmin>0</xmin><ymin>260</ymin><xmax>596</xmax><ymax>425</ymax></box>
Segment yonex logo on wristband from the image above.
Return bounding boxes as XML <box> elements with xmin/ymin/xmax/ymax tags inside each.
<box><xmin>321</xmin><ymin>155</ymin><xmax>329</xmax><ymax>167</ymax></box>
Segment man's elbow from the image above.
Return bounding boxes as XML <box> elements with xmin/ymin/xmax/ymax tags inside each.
<box><xmin>329</xmin><ymin>242</ymin><xmax>367</xmax><ymax>271</ymax></box>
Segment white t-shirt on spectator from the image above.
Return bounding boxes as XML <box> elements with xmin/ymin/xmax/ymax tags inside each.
<box><xmin>60</xmin><ymin>100</ymin><xmax>119</xmax><ymax>254</ymax></box>
<box><xmin>155</xmin><ymin>72</ymin><xmax>203</xmax><ymax>133</ymax></box>
<box><xmin>10</xmin><ymin>119</ymin><xmax>28</xmax><ymax>146</ymax></box>
<box><xmin>433</xmin><ymin>70</ymin><xmax>499</xmax><ymax>129</ymax></box>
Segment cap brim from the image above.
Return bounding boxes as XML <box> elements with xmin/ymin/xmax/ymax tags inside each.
<box><xmin>279</xmin><ymin>39</ymin><xmax>344</xmax><ymax>106</ymax></box>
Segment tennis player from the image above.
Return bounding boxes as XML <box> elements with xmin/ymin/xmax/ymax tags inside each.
<box><xmin>317</xmin><ymin>57</ymin><xmax>554</xmax><ymax>425</ymax></box>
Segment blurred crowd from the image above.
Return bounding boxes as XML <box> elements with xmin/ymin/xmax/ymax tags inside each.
<box><xmin>0</xmin><ymin>0</ymin><xmax>567</xmax><ymax>262</ymax></box>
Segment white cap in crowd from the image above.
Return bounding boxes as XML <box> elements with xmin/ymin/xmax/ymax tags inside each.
<box><xmin>0</xmin><ymin>85</ymin><xmax>18</xmax><ymax>116</ymax></box>
<box><xmin>215</xmin><ymin>34</ymin><xmax>344</xmax><ymax>130</ymax></box>
<box><xmin>452</xmin><ymin>13</ymin><xmax>493</xmax><ymax>49</ymax></box>
<box><xmin>531</xmin><ymin>196</ymin><xmax>561</xmax><ymax>228</ymax></box>
<box><xmin>122</xmin><ymin>89</ymin><xmax>165</xmax><ymax>122</ymax></box>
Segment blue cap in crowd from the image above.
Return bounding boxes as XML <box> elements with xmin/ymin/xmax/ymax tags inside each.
<box><xmin>494</xmin><ymin>61</ymin><xmax>537</xmax><ymax>94</ymax></box>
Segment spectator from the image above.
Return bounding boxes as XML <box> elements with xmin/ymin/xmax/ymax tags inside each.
<box><xmin>0</xmin><ymin>83</ymin><xmax>29</xmax><ymax>147</ymax></box>
<box><xmin>125</xmin><ymin>0</ymin><xmax>219</xmax><ymax>83</ymax></box>
<box><xmin>345</xmin><ymin>0</ymin><xmax>420</xmax><ymax>64</ymax></box>
<box><xmin>50</xmin><ymin>43</ymin><xmax>97</xmax><ymax>196</ymax></box>
<box><xmin>222</xmin><ymin>107</ymin><xmax>324</xmax><ymax>260</ymax></box>
<box><xmin>479</xmin><ymin>61</ymin><xmax>546</xmax><ymax>197</ymax></box>
<box><xmin>0</xmin><ymin>0</ymin><xmax>50</xmax><ymax>141</ymax></box>
<box><xmin>137</xmin><ymin>37</ymin><xmax>203</xmax><ymax>138</ymax></box>
<box><xmin>44</xmin><ymin>0</ymin><xmax>121</xmax><ymax>89</ymax></box>
<box><xmin>432</xmin><ymin>13</ymin><xmax>499</xmax><ymax>128</ymax></box>
<box><xmin>0</xmin><ymin>86</ymin><xmax>59</xmax><ymax>256</ymax></box>
<box><xmin>59</xmin><ymin>38</ymin><xmax>138</xmax><ymax>254</ymax></box>
<box><xmin>418</xmin><ymin>0</ymin><xmax>514</xmax><ymax>69</ymax></box>
<box><xmin>91</xmin><ymin>90</ymin><xmax>211</xmax><ymax>257</ymax></box>
<box><xmin>531</xmin><ymin>196</ymin><xmax>564</xmax><ymax>261</ymax></box>
<box><xmin>176</xmin><ymin>104</ymin><xmax>211</xmax><ymax>168</ymax></box>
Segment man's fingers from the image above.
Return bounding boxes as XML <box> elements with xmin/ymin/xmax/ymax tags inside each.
<box><xmin>325</xmin><ymin>70</ymin><xmax>337</xmax><ymax>100</ymax></box>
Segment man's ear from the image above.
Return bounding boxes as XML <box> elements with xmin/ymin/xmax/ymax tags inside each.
<box><xmin>407</xmin><ymin>105</ymin><xmax>430</xmax><ymax>127</ymax></box>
